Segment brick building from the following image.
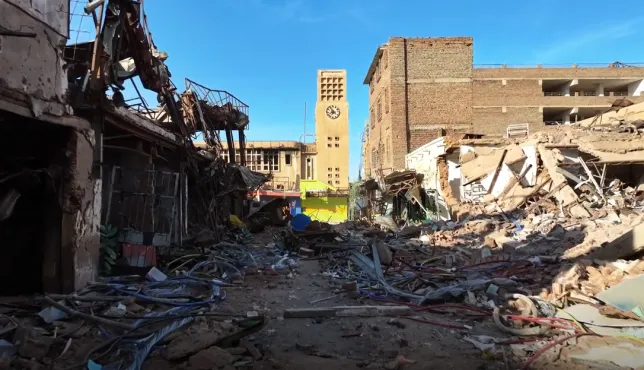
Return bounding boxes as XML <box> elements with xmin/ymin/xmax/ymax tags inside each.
<box><xmin>362</xmin><ymin>36</ymin><xmax>644</xmax><ymax>176</ymax></box>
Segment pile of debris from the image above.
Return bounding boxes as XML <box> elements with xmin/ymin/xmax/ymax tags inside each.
<box><xmin>290</xmin><ymin>208</ymin><xmax>643</xmax><ymax>368</ymax></box>
<box><xmin>0</xmin><ymin>226</ymin><xmax>312</xmax><ymax>370</ymax></box>
<box><xmin>314</xmin><ymin>126</ymin><xmax>644</xmax><ymax>368</ymax></box>
<box><xmin>393</xmin><ymin>127</ymin><xmax>644</xmax><ymax>225</ymax></box>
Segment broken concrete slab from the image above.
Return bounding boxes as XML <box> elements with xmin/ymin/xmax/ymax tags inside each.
<box><xmin>374</xmin><ymin>239</ymin><xmax>393</xmax><ymax>265</ymax></box>
<box><xmin>14</xmin><ymin>328</ymin><xmax>52</xmax><ymax>360</ymax></box>
<box><xmin>567</xmin><ymin>336</ymin><xmax>644</xmax><ymax>370</ymax></box>
<box><xmin>570</xmin><ymin>204</ymin><xmax>592</xmax><ymax>219</ymax></box>
<box><xmin>283</xmin><ymin>307</ymin><xmax>337</xmax><ymax>318</ymax></box>
<box><xmin>596</xmin><ymin>274</ymin><xmax>644</xmax><ymax>313</ymax></box>
<box><xmin>498</xmin><ymin>172</ymin><xmax>551</xmax><ymax>212</ymax></box>
<box><xmin>164</xmin><ymin>332</ymin><xmax>222</xmax><ymax>360</ymax></box>
<box><xmin>480</xmin><ymin>163</ymin><xmax>515</xmax><ymax>199</ymax></box>
<box><xmin>538</xmin><ymin>144</ymin><xmax>580</xmax><ymax>207</ymax></box>
<box><xmin>589</xmin><ymin>222</ymin><xmax>644</xmax><ymax>261</ymax></box>
<box><xmin>519</xmin><ymin>141</ymin><xmax>538</xmax><ymax>186</ymax></box>
<box><xmin>335</xmin><ymin>306</ymin><xmax>411</xmax><ymax>317</ymax></box>
<box><xmin>461</xmin><ymin>145</ymin><xmax>526</xmax><ymax>185</ymax></box>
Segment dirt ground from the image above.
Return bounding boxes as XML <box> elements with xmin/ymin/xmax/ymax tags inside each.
<box><xmin>23</xmin><ymin>226</ymin><xmax>610</xmax><ymax>370</ymax></box>
<box><xmin>143</xmin><ymin>231</ymin><xmax>588</xmax><ymax>370</ymax></box>
<box><xmin>220</xmin><ymin>259</ymin><xmax>500</xmax><ymax>370</ymax></box>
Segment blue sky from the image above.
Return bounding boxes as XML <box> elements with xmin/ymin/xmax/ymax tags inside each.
<box><xmin>70</xmin><ymin>0</ymin><xmax>644</xmax><ymax>179</ymax></box>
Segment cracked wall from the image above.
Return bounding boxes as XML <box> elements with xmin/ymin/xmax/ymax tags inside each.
<box><xmin>0</xmin><ymin>0</ymin><xmax>70</xmax><ymax>116</ymax></box>
<box><xmin>61</xmin><ymin>128</ymin><xmax>100</xmax><ymax>292</ymax></box>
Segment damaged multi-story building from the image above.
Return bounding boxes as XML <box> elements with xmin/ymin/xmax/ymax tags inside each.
<box><xmin>362</xmin><ymin>36</ymin><xmax>644</xmax><ymax>176</ymax></box>
<box><xmin>0</xmin><ymin>0</ymin><xmax>260</xmax><ymax>295</ymax></box>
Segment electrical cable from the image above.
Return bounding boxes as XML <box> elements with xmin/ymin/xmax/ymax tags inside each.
<box><xmin>521</xmin><ymin>333</ymin><xmax>594</xmax><ymax>370</ymax></box>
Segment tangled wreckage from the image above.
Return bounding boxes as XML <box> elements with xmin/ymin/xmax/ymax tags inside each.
<box><xmin>345</xmin><ymin>103</ymin><xmax>644</xmax><ymax>368</ymax></box>
<box><xmin>0</xmin><ymin>0</ymin><xmax>268</xmax><ymax>295</ymax></box>
<box><xmin>2</xmin><ymin>1</ymin><xmax>644</xmax><ymax>369</ymax></box>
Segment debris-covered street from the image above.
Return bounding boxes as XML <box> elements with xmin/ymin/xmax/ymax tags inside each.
<box><xmin>2</xmin><ymin>0</ymin><xmax>644</xmax><ymax>369</ymax></box>
<box><xmin>2</xmin><ymin>126</ymin><xmax>644</xmax><ymax>368</ymax></box>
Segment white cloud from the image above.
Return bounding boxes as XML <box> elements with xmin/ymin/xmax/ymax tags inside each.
<box><xmin>534</xmin><ymin>17</ymin><xmax>644</xmax><ymax>62</ymax></box>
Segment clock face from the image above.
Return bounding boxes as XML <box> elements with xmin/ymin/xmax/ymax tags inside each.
<box><xmin>326</xmin><ymin>105</ymin><xmax>341</xmax><ymax>119</ymax></box>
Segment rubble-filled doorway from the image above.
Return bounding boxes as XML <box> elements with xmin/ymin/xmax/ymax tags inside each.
<box><xmin>0</xmin><ymin>114</ymin><xmax>72</xmax><ymax>295</ymax></box>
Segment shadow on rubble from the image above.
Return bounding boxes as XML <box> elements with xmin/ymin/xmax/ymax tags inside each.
<box><xmin>358</xmin><ymin>192</ymin><xmax>643</xmax><ymax>367</ymax></box>
<box><xmin>444</xmin><ymin>194</ymin><xmax>642</xmax><ymax>294</ymax></box>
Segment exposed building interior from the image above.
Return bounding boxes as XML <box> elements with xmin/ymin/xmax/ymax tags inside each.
<box><xmin>0</xmin><ymin>114</ymin><xmax>72</xmax><ymax>295</ymax></box>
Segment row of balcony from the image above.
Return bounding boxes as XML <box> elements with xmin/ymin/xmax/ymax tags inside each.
<box><xmin>543</xmin><ymin>91</ymin><xmax>628</xmax><ymax>97</ymax></box>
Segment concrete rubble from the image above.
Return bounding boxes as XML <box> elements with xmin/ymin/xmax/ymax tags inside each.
<box><xmin>345</xmin><ymin>124</ymin><xmax>644</xmax><ymax>369</ymax></box>
<box><xmin>0</xmin><ymin>135</ymin><xmax>641</xmax><ymax>370</ymax></box>
<box><xmin>2</xmin><ymin>1</ymin><xmax>644</xmax><ymax>369</ymax></box>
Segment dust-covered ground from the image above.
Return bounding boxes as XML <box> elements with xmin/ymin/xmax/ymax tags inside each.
<box><xmin>137</xmin><ymin>229</ymin><xmax>593</xmax><ymax>370</ymax></box>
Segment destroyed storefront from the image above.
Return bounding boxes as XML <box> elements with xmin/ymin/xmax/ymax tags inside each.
<box><xmin>0</xmin><ymin>0</ymin><xmax>99</xmax><ymax>294</ymax></box>
<box><xmin>0</xmin><ymin>113</ymin><xmax>98</xmax><ymax>295</ymax></box>
<box><xmin>61</xmin><ymin>0</ymin><xmax>257</xmax><ymax>270</ymax></box>
<box><xmin>189</xmin><ymin>152</ymin><xmax>269</xmax><ymax>237</ymax></box>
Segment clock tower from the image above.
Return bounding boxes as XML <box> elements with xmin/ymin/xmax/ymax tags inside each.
<box><xmin>315</xmin><ymin>70</ymin><xmax>349</xmax><ymax>189</ymax></box>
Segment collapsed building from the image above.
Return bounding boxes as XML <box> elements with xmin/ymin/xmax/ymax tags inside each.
<box><xmin>358</xmin><ymin>95</ymin><xmax>644</xmax><ymax>270</ymax></box>
<box><xmin>402</xmin><ymin>125</ymin><xmax>644</xmax><ymax>223</ymax></box>
<box><xmin>0</xmin><ymin>0</ymin><xmax>261</xmax><ymax>295</ymax></box>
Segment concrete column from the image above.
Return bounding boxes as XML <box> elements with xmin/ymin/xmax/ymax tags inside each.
<box><xmin>628</xmin><ymin>80</ymin><xmax>644</xmax><ymax>96</ymax></box>
<box><xmin>595</xmin><ymin>83</ymin><xmax>605</xmax><ymax>97</ymax></box>
<box><xmin>61</xmin><ymin>128</ymin><xmax>100</xmax><ymax>293</ymax></box>
<box><xmin>560</xmin><ymin>108</ymin><xmax>576</xmax><ymax>125</ymax></box>
<box><xmin>561</xmin><ymin>112</ymin><xmax>571</xmax><ymax>125</ymax></box>
<box><xmin>559</xmin><ymin>83</ymin><xmax>570</xmax><ymax>96</ymax></box>
<box><xmin>561</xmin><ymin>79</ymin><xmax>578</xmax><ymax>97</ymax></box>
<box><xmin>238</xmin><ymin>129</ymin><xmax>246</xmax><ymax>166</ymax></box>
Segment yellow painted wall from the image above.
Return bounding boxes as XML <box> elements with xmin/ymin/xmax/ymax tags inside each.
<box><xmin>299</xmin><ymin>179</ymin><xmax>347</xmax><ymax>222</ymax></box>
<box><xmin>302</xmin><ymin>196</ymin><xmax>348</xmax><ymax>222</ymax></box>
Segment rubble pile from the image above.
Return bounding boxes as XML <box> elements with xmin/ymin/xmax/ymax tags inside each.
<box><xmin>0</xmin><ymin>228</ymin><xmax>309</xmax><ymax>370</ymax></box>
<box><xmin>320</xmin><ymin>127</ymin><xmax>644</xmax><ymax>368</ymax></box>
<box><xmin>300</xmin><ymin>211</ymin><xmax>644</xmax><ymax>368</ymax></box>
<box><xmin>0</xmin><ymin>128</ymin><xmax>641</xmax><ymax>369</ymax></box>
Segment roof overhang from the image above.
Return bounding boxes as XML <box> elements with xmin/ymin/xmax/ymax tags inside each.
<box><xmin>103</xmin><ymin>105</ymin><xmax>181</xmax><ymax>148</ymax></box>
<box><xmin>363</xmin><ymin>47</ymin><xmax>384</xmax><ymax>85</ymax></box>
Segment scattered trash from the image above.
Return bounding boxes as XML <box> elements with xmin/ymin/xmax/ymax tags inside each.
<box><xmin>146</xmin><ymin>266</ymin><xmax>167</xmax><ymax>282</ymax></box>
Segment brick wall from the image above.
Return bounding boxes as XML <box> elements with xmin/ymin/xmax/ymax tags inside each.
<box><xmin>475</xmin><ymin>67</ymin><xmax>644</xmax><ymax>79</ymax></box>
<box><xmin>393</xmin><ymin>37</ymin><xmax>473</xmax><ymax>80</ymax></box>
<box><xmin>407</xmin><ymin>83</ymin><xmax>473</xmax><ymax>125</ymax></box>
<box><xmin>473</xmin><ymin>80</ymin><xmax>542</xmax><ymax>106</ymax></box>
<box><xmin>363</xmin><ymin>37</ymin><xmax>644</xmax><ymax>175</ymax></box>
<box><xmin>409</xmin><ymin>128</ymin><xmax>444</xmax><ymax>150</ymax></box>
<box><xmin>472</xmin><ymin>107</ymin><xmax>542</xmax><ymax>136</ymax></box>
<box><xmin>388</xmin><ymin>37</ymin><xmax>473</xmax><ymax>168</ymax></box>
